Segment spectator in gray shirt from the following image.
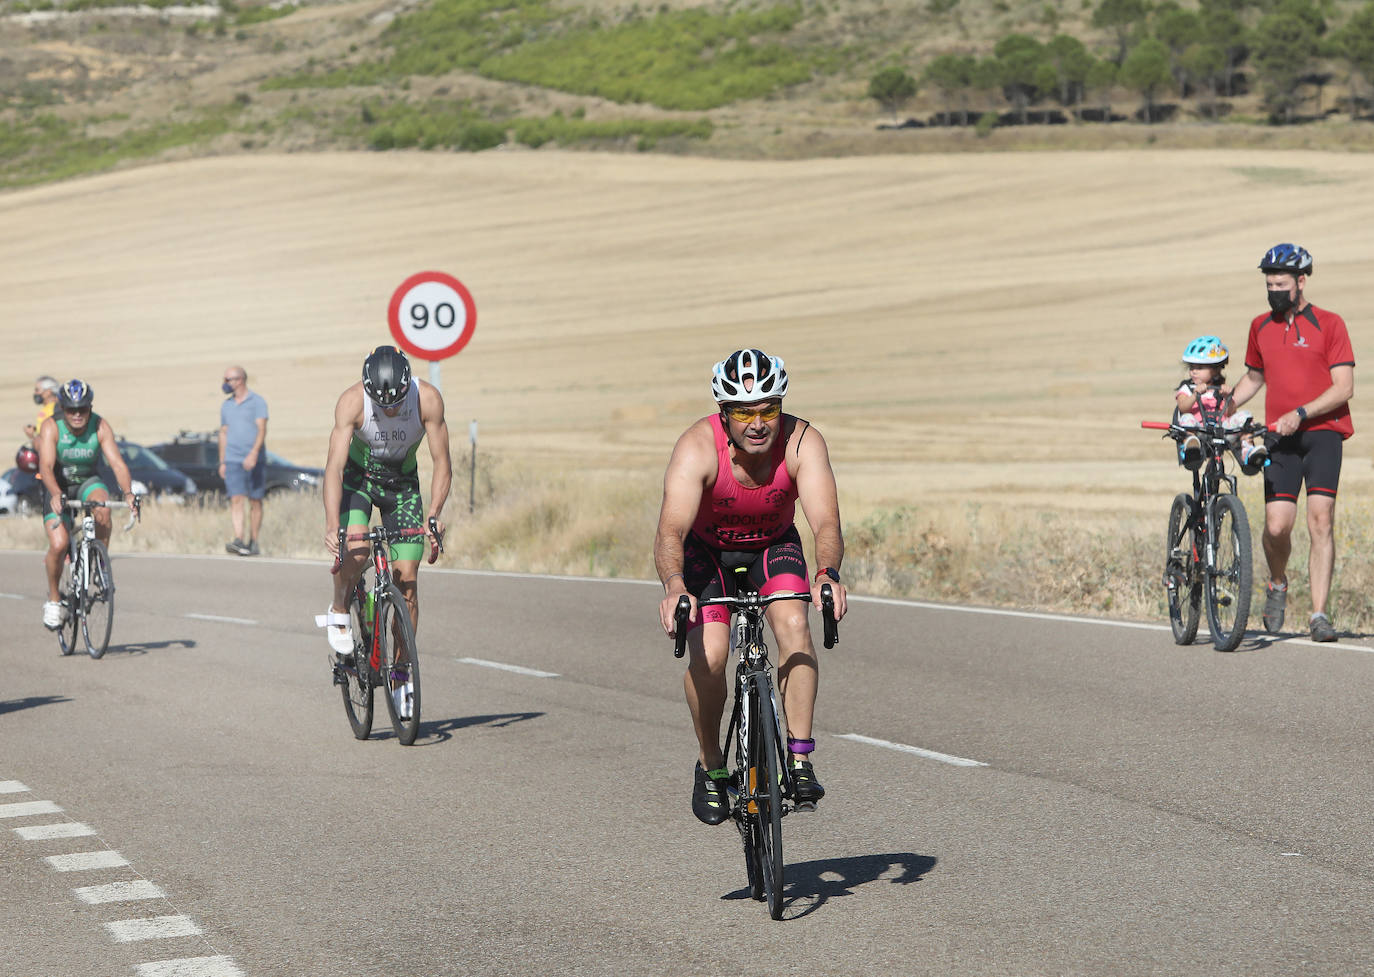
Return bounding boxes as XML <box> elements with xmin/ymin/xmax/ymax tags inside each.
<box><xmin>219</xmin><ymin>365</ymin><xmax>268</xmax><ymax>556</ymax></box>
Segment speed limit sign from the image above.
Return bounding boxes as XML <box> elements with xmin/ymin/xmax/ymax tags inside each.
<box><xmin>386</xmin><ymin>271</ymin><xmax>477</xmax><ymax>361</ymax></box>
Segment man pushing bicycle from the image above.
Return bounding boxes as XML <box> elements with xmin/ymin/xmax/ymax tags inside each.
<box><xmin>655</xmin><ymin>349</ymin><xmax>848</xmax><ymax>825</ymax></box>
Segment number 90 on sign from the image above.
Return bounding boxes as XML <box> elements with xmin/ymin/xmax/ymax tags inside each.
<box><xmin>387</xmin><ymin>271</ymin><xmax>477</xmax><ymax>362</ymax></box>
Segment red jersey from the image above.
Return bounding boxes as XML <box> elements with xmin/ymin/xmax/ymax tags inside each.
<box><xmin>1244</xmin><ymin>303</ymin><xmax>1354</xmax><ymax>438</ymax></box>
<box><xmin>691</xmin><ymin>414</ymin><xmax>798</xmax><ymax>550</ymax></box>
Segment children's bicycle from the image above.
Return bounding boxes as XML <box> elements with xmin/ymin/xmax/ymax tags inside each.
<box><xmin>330</xmin><ymin>519</ymin><xmax>442</xmax><ymax>746</ymax></box>
<box><xmin>56</xmin><ymin>497</ymin><xmax>139</xmax><ymax>659</ymax></box>
<box><xmin>672</xmin><ymin>573</ymin><xmax>837</xmax><ymax>920</ymax></box>
<box><xmin>1143</xmin><ymin>391</ymin><xmax>1268</xmax><ymax>652</ymax></box>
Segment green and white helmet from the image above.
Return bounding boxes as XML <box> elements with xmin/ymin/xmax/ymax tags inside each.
<box><xmin>1182</xmin><ymin>336</ymin><xmax>1229</xmax><ymax>366</ymax></box>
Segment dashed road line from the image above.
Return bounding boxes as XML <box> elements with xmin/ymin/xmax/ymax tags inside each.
<box><xmin>108</xmin><ymin>915</ymin><xmax>204</xmax><ymax>943</ymax></box>
<box><xmin>16</xmin><ymin>822</ymin><xmax>95</xmax><ymax>839</ymax></box>
<box><xmin>0</xmin><ymin>780</ymin><xmax>29</xmax><ymax>793</ymax></box>
<box><xmin>836</xmin><ymin>732</ymin><xmax>988</xmax><ymax>768</ymax></box>
<box><xmin>184</xmin><ymin>613</ymin><xmax>257</xmax><ymax>626</ymax></box>
<box><xmin>0</xmin><ymin>592</ymin><xmax>23</xmax><ymax>600</ymax></box>
<box><xmin>46</xmin><ymin>849</ymin><xmax>130</xmax><ymax>871</ymax></box>
<box><xmin>74</xmin><ymin>879</ymin><xmax>167</xmax><ymax>904</ymax></box>
<box><xmin>136</xmin><ymin>957</ymin><xmax>245</xmax><ymax>977</ymax></box>
<box><xmin>457</xmin><ymin>657</ymin><xmax>559</xmax><ymax>678</ymax></box>
<box><xmin>0</xmin><ymin>799</ymin><xmax>62</xmax><ymax>817</ymax></box>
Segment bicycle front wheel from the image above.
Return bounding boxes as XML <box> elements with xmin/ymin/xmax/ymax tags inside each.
<box><xmin>339</xmin><ymin>585</ymin><xmax>374</xmax><ymax>740</ymax></box>
<box><xmin>56</xmin><ymin>556</ymin><xmax>80</xmax><ymax>657</ymax></box>
<box><xmin>1205</xmin><ymin>493</ymin><xmax>1253</xmax><ymax>652</ymax></box>
<box><xmin>81</xmin><ymin>541</ymin><xmax>114</xmax><ymax>659</ymax></box>
<box><xmin>377</xmin><ymin>590</ymin><xmax>422</xmax><ymax>745</ymax></box>
<box><xmin>751</xmin><ymin>677</ymin><xmax>785</xmax><ymax>920</ymax></box>
<box><xmin>1165</xmin><ymin>493</ymin><xmax>1201</xmax><ymax>645</ymax></box>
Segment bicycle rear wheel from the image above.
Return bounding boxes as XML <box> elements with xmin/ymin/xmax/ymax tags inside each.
<box><xmin>1206</xmin><ymin>493</ymin><xmax>1253</xmax><ymax>652</ymax></box>
<box><xmin>751</xmin><ymin>676</ymin><xmax>785</xmax><ymax>920</ymax></box>
<box><xmin>377</xmin><ymin>589</ymin><xmax>422</xmax><ymax>745</ymax></box>
<box><xmin>56</xmin><ymin>552</ymin><xmax>80</xmax><ymax>656</ymax></box>
<box><xmin>339</xmin><ymin>584</ymin><xmax>374</xmax><ymax>740</ymax></box>
<box><xmin>1165</xmin><ymin>493</ymin><xmax>1201</xmax><ymax>645</ymax></box>
<box><xmin>81</xmin><ymin>541</ymin><xmax>114</xmax><ymax>659</ymax></box>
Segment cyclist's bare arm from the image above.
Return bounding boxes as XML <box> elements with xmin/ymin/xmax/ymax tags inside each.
<box><xmin>96</xmin><ymin>419</ymin><xmax>135</xmax><ymax>499</ymax></box>
<box><xmin>323</xmin><ymin>384</ymin><xmax>365</xmax><ymax>555</ymax></box>
<box><xmin>792</xmin><ymin>422</ymin><xmax>848</xmax><ymax>622</ymax></box>
<box><xmin>654</xmin><ymin>421</ymin><xmax>714</xmax><ymax>634</ymax></box>
<box><xmin>36</xmin><ymin>417</ymin><xmax>62</xmax><ymax>514</ymax></box>
<box><xmin>418</xmin><ymin>381</ymin><xmax>451</xmax><ymax>536</ymax></box>
<box><xmin>1229</xmin><ymin>368</ymin><xmax>1265</xmax><ymax>410</ymax></box>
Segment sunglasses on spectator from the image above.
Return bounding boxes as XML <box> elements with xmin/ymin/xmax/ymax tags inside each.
<box><xmin>724</xmin><ymin>403</ymin><xmax>781</xmax><ymax>423</ymax></box>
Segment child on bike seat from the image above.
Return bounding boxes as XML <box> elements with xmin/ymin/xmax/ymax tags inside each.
<box><xmin>1175</xmin><ymin>336</ymin><xmax>1268</xmax><ymax>472</ymax></box>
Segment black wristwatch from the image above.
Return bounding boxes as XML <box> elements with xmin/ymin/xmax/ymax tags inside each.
<box><xmin>1294</xmin><ymin>406</ymin><xmax>1308</xmax><ymax>421</ymax></box>
<box><xmin>815</xmin><ymin>566</ymin><xmax>841</xmax><ymax>584</ymax></box>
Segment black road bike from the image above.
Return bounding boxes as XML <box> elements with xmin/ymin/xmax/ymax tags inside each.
<box><xmin>1144</xmin><ymin>391</ymin><xmax>1268</xmax><ymax>652</ymax></box>
<box><xmin>56</xmin><ymin>498</ymin><xmax>139</xmax><ymax>659</ymax></box>
<box><xmin>673</xmin><ymin>571</ymin><xmax>837</xmax><ymax>920</ymax></box>
<box><xmin>331</xmin><ymin>519</ymin><xmax>442</xmax><ymax>746</ymax></box>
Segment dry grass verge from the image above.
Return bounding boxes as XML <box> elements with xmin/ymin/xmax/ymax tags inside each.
<box><xmin>5</xmin><ymin>454</ymin><xmax>1373</xmax><ymax>637</ymax></box>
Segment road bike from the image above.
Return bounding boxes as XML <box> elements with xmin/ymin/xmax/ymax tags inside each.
<box><xmin>672</xmin><ymin>572</ymin><xmax>837</xmax><ymax>920</ymax></box>
<box><xmin>56</xmin><ymin>497</ymin><xmax>139</xmax><ymax>659</ymax></box>
<box><xmin>1143</xmin><ymin>391</ymin><xmax>1269</xmax><ymax>652</ymax></box>
<box><xmin>331</xmin><ymin>519</ymin><xmax>442</xmax><ymax>746</ymax></box>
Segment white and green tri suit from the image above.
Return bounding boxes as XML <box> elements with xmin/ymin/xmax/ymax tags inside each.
<box><xmin>43</xmin><ymin>414</ymin><xmax>109</xmax><ymax>526</ymax></box>
<box><xmin>340</xmin><ymin>382</ymin><xmax>428</xmax><ymax>561</ymax></box>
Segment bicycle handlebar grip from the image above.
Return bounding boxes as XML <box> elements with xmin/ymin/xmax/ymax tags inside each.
<box><xmin>1141</xmin><ymin>421</ymin><xmax>1171</xmax><ymax>430</ymax></box>
<box><xmin>820</xmin><ymin>583</ymin><xmax>838</xmax><ymax>649</ymax></box>
<box><xmin>672</xmin><ymin>595</ymin><xmax>691</xmax><ymax>659</ymax></box>
<box><xmin>427</xmin><ymin>516</ymin><xmax>444</xmax><ymax>564</ymax></box>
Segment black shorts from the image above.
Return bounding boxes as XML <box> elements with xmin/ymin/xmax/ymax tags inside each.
<box><xmin>339</xmin><ymin>460</ymin><xmax>425</xmax><ymax>560</ymax></box>
<box><xmin>1264</xmin><ymin>429</ymin><xmax>1343</xmax><ymax>503</ymax></box>
<box><xmin>683</xmin><ymin>526</ymin><xmax>809</xmax><ymax>629</ymax></box>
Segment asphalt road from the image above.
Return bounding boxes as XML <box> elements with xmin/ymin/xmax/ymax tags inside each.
<box><xmin>2</xmin><ymin>550</ymin><xmax>1374</xmax><ymax>976</ymax></box>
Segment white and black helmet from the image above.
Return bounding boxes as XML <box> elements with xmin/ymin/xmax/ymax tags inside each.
<box><xmin>711</xmin><ymin>349</ymin><xmax>788</xmax><ymax>404</ymax></box>
<box><xmin>362</xmin><ymin>345</ymin><xmax>412</xmax><ymax>407</ymax></box>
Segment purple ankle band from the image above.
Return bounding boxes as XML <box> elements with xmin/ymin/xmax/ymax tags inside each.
<box><xmin>390</xmin><ymin>669</ymin><xmax>409</xmax><ymax>682</ymax></box>
<box><xmin>787</xmin><ymin>737</ymin><xmax>815</xmax><ymax>755</ymax></box>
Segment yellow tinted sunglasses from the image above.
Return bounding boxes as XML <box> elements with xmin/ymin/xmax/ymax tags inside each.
<box><xmin>724</xmin><ymin>403</ymin><xmax>782</xmax><ymax>423</ymax></box>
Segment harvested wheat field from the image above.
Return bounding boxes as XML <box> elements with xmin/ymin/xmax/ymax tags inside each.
<box><xmin>4</xmin><ymin>150</ymin><xmax>1374</xmax><ymax>617</ymax></box>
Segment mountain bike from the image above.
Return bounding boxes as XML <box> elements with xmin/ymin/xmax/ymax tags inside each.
<box><xmin>1143</xmin><ymin>392</ymin><xmax>1268</xmax><ymax>652</ymax></box>
<box><xmin>672</xmin><ymin>574</ymin><xmax>837</xmax><ymax>920</ymax></box>
<box><xmin>56</xmin><ymin>497</ymin><xmax>139</xmax><ymax>659</ymax></box>
<box><xmin>330</xmin><ymin>519</ymin><xmax>442</xmax><ymax>746</ymax></box>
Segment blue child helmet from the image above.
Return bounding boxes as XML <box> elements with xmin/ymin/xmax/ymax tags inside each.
<box><xmin>1258</xmin><ymin>243</ymin><xmax>1313</xmax><ymax>276</ymax></box>
<box><xmin>1182</xmin><ymin>336</ymin><xmax>1229</xmax><ymax>366</ymax></box>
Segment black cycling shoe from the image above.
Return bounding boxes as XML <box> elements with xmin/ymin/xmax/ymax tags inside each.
<box><xmin>790</xmin><ymin>759</ymin><xmax>825</xmax><ymax>805</ymax></box>
<box><xmin>691</xmin><ymin>762</ymin><xmax>732</xmax><ymax>825</ymax></box>
<box><xmin>1310</xmin><ymin>613</ymin><xmax>1337</xmax><ymax>643</ymax></box>
<box><xmin>1263</xmin><ymin>579</ymin><xmax>1288</xmax><ymax>634</ymax></box>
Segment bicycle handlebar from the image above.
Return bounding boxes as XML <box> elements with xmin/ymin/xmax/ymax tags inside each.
<box><xmin>63</xmin><ymin>497</ymin><xmax>140</xmax><ymax>531</ymax></box>
<box><xmin>331</xmin><ymin>521</ymin><xmax>446</xmax><ymax>574</ymax></box>
<box><xmin>670</xmin><ymin>587</ymin><xmax>838</xmax><ymax>657</ymax></box>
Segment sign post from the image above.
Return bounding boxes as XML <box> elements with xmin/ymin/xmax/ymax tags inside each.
<box><xmin>468</xmin><ymin>419</ymin><xmax>478</xmax><ymax>514</ymax></box>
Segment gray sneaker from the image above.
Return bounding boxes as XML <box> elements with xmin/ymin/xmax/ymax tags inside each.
<box><xmin>1310</xmin><ymin>613</ymin><xmax>1337</xmax><ymax>643</ymax></box>
<box><xmin>225</xmin><ymin>538</ymin><xmax>249</xmax><ymax>556</ymax></box>
<box><xmin>1262</xmin><ymin>579</ymin><xmax>1288</xmax><ymax>634</ymax></box>
<box><xmin>247</xmin><ymin>540</ymin><xmax>260</xmax><ymax>556</ymax></box>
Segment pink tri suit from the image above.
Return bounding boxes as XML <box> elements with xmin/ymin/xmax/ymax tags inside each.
<box><xmin>684</xmin><ymin>414</ymin><xmax>810</xmax><ymax>628</ymax></box>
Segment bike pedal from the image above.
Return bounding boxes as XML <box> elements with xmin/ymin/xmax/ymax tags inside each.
<box><xmin>792</xmin><ymin>801</ymin><xmax>817</xmax><ymax>813</ymax></box>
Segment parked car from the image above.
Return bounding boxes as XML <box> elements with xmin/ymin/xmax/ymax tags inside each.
<box><xmin>0</xmin><ymin>439</ymin><xmax>197</xmax><ymax>515</ymax></box>
<box><xmin>0</xmin><ymin>470</ymin><xmax>18</xmax><ymax>515</ymax></box>
<box><xmin>147</xmin><ymin>430</ymin><xmax>323</xmax><ymax>499</ymax></box>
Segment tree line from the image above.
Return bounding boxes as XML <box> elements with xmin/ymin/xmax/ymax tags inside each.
<box><xmin>868</xmin><ymin>0</ymin><xmax>1374</xmax><ymax>126</ymax></box>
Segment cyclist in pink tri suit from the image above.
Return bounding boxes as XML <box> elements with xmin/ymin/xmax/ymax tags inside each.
<box><xmin>655</xmin><ymin>348</ymin><xmax>848</xmax><ymax>825</ymax></box>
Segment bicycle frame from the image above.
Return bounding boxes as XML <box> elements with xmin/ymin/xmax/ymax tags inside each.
<box><xmin>62</xmin><ymin>498</ymin><xmax>136</xmax><ymax>613</ymax></box>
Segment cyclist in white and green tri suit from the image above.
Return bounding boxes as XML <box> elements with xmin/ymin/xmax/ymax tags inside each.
<box><xmin>321</xmin><ymin>346</ymin><xmax>451</xmax><ymax>659</ymax></box>
<box><xmin>35</xmin><ymin>380</ymin><xmax>136</xmax><ymax>630</ymax></box>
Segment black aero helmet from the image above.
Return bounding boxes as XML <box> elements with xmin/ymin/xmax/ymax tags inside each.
<box><xmin>1259</xmin><ymin>243</ymin><xmax>1313</xmax><ymax>277</ymax></box>
<box><xmin>711</xmin><ymin>349</ymin><xmax>789</xmax><ymax>404</ymax></box>
<box><xmin>58</xmin><ymin>379</ymin><xmax>93</xmax><ymax>410</ymax></box>
<box><xmin>362</xmin><ymin>345</ymin><xmax>412</xmax><ymax>407</ymax></box>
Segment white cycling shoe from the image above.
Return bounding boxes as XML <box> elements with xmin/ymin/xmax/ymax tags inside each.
<box><xmin>314</xmin><ymin>608</ymin><xmax>354</xmax><ymax>657</ymax></box>
<box><xmin>42</xmin><ymin>600</ymin><xmax>67</xmax><ymax>630</ymax></box>
<box><xmin>392</xmin><ymin>680</ymin><xmax>414</xmax><ymax>720</ymax></box>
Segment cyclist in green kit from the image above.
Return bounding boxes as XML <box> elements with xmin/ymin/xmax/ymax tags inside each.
<box><xmin>320</xmin><ymin>347</ymin><xmax>451</xmax><ymax>673</ymax></box>
<box><xmin>35</xmin><ymin>380</ymin><xmax>136</xmax><ymax>630</ymax></box>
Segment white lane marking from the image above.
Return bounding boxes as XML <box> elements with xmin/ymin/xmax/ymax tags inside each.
<box><xmin>74</xmin><ymin>879</ymin><xmax>166</xmax><ymax>904</ymax></box>
<box><xmin>457</xmin><ymin>657</ymin><xmax>559</xmax><ymax>678</ymax></box>
<box><xmin>136</xmin><ymin>956</ymin><xmax>245</xmax><ymax>977</ymax></box>
<box><xmin>0</xmin><ymin>592</ymin><xmax>23</xmax><ymax>599</ymax></box>
<box><xmin>0</xmin><ymin>780</ymin><xmax>29</xmax><ymax>793</ymax></box>
<box><xmin>0</xmin><ymin>799</ymin><xmax>61</xmax><ymax>818</ymax></box>
<box><xmin>46</xmin><ymin>850</ymin><xmax>130</xmax><ymax>871</ymax></box>
<box><xmin>15</xmin><ymin>822</ymin><xmax>96</xmax><ymax>840</ymax></box>
<box><xmin>107</xmin><ymin>914</ymin><xmax>203</xmax><ymax>943</ymax></box>
<box><xmin>184</xmin><ymin>613</ymin><xmax>257</xmax><ymax>625</ymax></box>
<box><xmin>836</xmin><ymin>733</ymin><xmax>988</xmax><ymax>768</ymax></box>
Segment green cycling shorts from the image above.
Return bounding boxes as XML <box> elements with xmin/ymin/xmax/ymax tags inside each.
<box><xmin>43</xmin><ymin>476</ymin><xmax>110</xmax><ymax>529</ymax></box>
<box><xmin>339</xmin><ymin>461</ymin><xmax>425</xmax><ymax>562</ymax></box>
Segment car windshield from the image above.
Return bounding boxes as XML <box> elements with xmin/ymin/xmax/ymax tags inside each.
<box><xmin>121</xmin><ymin>443</ymin><xmax>171</xmax><ymax>470</ymax></box>
<box><xmin>265</xmin><ymin>451</ymin><xmax>292</xmax><ymax>466</ymax></box>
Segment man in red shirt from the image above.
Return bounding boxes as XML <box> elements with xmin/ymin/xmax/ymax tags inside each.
<box><xmin>1231</xmin><ymin>244</ymin><xmax>1354</xmax><ymax>643</ymax></box>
